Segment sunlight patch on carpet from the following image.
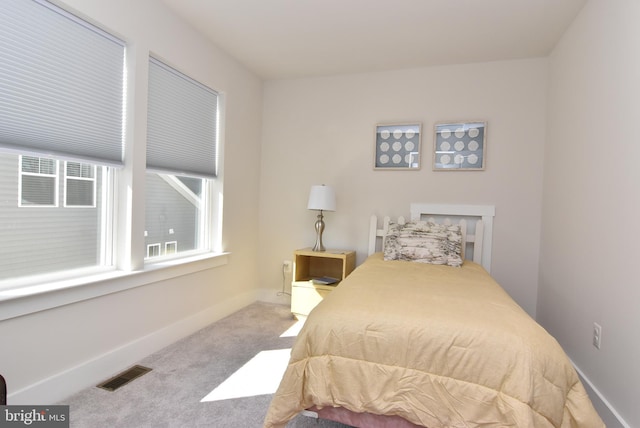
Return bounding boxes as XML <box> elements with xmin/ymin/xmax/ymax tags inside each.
<box><xmin>280</xmin><ymin>319</ymin><xmax>304</xmax><ymax>337</ymax></box>
<box><xmin>201</xmin><ymin>348</ymin><xmax>291</xmax><ymax>402</ymax></box>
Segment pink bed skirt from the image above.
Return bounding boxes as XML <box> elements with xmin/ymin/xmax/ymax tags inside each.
<box><xmin>308</xmin><ymin>406</ymin><xmax>424</xmax><ymax>428</ymax></box>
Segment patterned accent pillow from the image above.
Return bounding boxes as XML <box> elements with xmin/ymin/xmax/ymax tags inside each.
<box><xmin>382</xmin><ymin>222</ymin><xmax>402</xmax><ymax>261</ymax></box>
<box><xmin>384</xmin><ymin>221</ymin><xmax>463</xmax><ymax>267</ymax></box>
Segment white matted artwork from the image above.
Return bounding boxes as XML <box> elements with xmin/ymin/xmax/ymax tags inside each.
<box><xmin>374</xmin><ymin>123</ymin><xmax>421</xmax><ymax>170</ymax></box>
<box><xmin>433</xmin><ymin>121</ymin><xmax>486</xmax><ymax>171</ymax></box>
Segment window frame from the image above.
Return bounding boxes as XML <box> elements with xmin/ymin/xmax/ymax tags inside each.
<box><xmin>165</xmin><ymin>241</ymin><xmax>177</xmax><ymax>255</ymax></box>
<box><xmin>144</xmin><ymin>56</ymin><xmax>220</xmax><ymax>263</ymax></box>
<box><xmin>18</xmin><ymin>155</ymin><xmax>60</xmax><ymax>208</ymax></box>
<box><xmin>146</xmin><ymin>243</ymin><xmax>161</xmax><ymax>259</ymax></box>
<box><xmin>64</xmin><ymin>161</ymin><xmax>97</xmax><ymax>208</ymax></box>
<box><xmin>2</xmin><ymin>0</ymin><xmax>125</xmax><ymax>282</ymax></box>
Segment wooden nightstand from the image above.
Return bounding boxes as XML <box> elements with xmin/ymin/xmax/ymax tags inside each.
<box><xmin>291</xmin><ymin>248</ymin><xmax>356</xmax><ymax>319</ymax></box>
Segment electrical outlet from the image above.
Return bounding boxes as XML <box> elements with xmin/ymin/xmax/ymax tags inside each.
<box><xmin>593</xmin><ymin>322</ymin><xmax>602</xmax><ymax>349</ymax></box>
<box><xmin>283</xmin><ymin>260</ymin><xmax>292</xmax><ymax>273</ymax></box>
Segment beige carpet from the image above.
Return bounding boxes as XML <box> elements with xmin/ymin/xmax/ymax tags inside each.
<box><xmin>61</xmin><ymin>302</ymin><xmax>352</xmax><ymax>428</ymax></box>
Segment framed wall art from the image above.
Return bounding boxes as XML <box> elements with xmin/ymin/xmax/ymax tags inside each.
<box><xmin>433</xmin><ymin>121</ymin><xmax>486</xmax><ymax>171</ymax></box>
<box><xmin>374</xmin><ymin>123</ymin><xmax>421</xmax><ymax>170</ymax></box>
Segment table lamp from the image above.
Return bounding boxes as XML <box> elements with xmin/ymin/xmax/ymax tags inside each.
<box><xmin>307</xmin><ymin>185</ymin><xmax>336</xmax><ymax>251</ymax></box>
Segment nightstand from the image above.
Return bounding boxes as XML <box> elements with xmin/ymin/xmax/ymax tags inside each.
<box><xmin>291</xmin><ymin>248</ymin><xmax>356</xmax><ymax>319</ymax></box>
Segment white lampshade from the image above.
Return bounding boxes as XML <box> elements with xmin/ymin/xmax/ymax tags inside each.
<box><xmin>307</xmin><ymin>185</ymin><xmax>336</xmax><ymax>212</ymax></box>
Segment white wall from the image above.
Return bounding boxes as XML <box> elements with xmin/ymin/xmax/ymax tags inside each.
<box><xmin>258</xmin><ymin>59</ymin><xmax>548</xmax><ymax>317</ymax></box>
<box><xmin>0</xmin><ymin>0</ymin><xmax>263</xmax><ymax>403</ymax></box>
<box><xmin>539</xmin><ymin>1</ymin><xmax>640</xmax><ymax>426</ymax></box>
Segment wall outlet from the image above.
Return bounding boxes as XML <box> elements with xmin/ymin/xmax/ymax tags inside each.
<box><xmin>283</xmin><ymin>260</ymin><xmax>292</xmax><ymax>273</ymax></box>
<box><xmin>593</xmin><ymin>322</ymin><xmax>602</xmax><ymax>349</ymax></box>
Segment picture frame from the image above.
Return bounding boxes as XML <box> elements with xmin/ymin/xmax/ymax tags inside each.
<box><xmin>433</xmin><ymin>121</ymin><xmax>486</xmax><ymax>171</ymax></box>
<box><xmin>374</xmin><ymin>123</ymin><xmax>421</xmax><ymax>170</ymax></box>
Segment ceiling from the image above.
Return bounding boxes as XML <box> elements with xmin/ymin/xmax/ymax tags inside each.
<box><xmin>161</xmin><ymin>0</ymin><xmax>587</xmax><ymax>80</ymax></box>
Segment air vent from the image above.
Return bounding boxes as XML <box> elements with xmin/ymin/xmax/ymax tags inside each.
<box><xmin>97</xmin><ymin>365</ymin><xmax>152</xmax><ymax>392</ymax></box>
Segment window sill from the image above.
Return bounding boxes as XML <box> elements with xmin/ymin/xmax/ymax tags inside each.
<box><xmin>0</xmin><ymin>252</ymin><xmax>229</xmax><ymax>322</ymax></box>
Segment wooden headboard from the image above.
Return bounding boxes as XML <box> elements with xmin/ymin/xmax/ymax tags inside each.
<box><xmin>368</xmin><ymin>203</ymin><xmax>495</xmax><ymax>273</ymax></box>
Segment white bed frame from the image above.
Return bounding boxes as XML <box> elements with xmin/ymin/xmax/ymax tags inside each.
<box><xmin>368</xmin><ymin>203</ymin><xmax>495</xmax><ymax>273</ymax></box>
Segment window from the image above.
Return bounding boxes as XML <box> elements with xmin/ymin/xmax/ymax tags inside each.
<box><xmin>19</xmin><ymin>156</ymin><xmax>58</xmax><ymax>207</ymax></box>
<box><xmin>65</xmin><ymin>161</ymin><xmax>96</xmax><ymax>207</ymax></box>
<box><xmin>0</xmin><ymin>0</ymin><xmax>124</xmax><ymax>282</ymax></box>
<box><xmin>147</xmin><ymin>243</ymin><xmax>161</xmax><ymax>258</ymax></box>
<box><xmin>18</xmin><ymin>157</ymin><xmax>98</xmax><ymax>208</ymax></box>
<box><xmin>0</xmin><ymin>1</ymin><xmax>223</xmax><ymax>290</ymax></box>
<box><xmin>165</xmin><ymin>241</ymin><xmax>177</xmax><ymax>255</ymax></box>
<box><xmin>1</xmin><ymin>153</ymin><xmax>112</xmax><ymax>281</ymax></box>
<box><xmin>145</xmin><ymin>57</ymin><xmax>219</xmax><ymax>261</ymax></box>
<box><xmin>145</xmin><ymin>173</ymin><xmax>205</xmax><ymax>259</ymax></box>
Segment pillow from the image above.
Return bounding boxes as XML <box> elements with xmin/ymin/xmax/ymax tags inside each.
<box><xmin>382</xmin><ymin>221</ymin><xmax>402</xmax><ymax>261</ymax></box>
<box><xmin>383</xmin><ymin>221</ymin><xmax>462</xmax><ymax>267</ymax></box>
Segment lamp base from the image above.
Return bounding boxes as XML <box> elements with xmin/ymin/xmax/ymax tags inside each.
<box><xmin>312</xmin><ymin>212</ymin><xmax>325</xmax><ymax>252</ymax></box>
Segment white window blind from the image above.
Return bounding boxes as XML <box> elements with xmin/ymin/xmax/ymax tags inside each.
<box><xmin>147</xmin><ymin>57</ymin><xmax>219</xmax><ymax>178</ymax></box>
<box><xmin>0</xmin><ymin>0</ymin><xmax>125</xmax><ymax>166</ymax></box>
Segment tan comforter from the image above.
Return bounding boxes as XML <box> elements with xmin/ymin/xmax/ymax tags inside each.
<box><xmin>264</xmin><ymin>253</ymin><xmax>604</xmax><ymax>427</ymax></box>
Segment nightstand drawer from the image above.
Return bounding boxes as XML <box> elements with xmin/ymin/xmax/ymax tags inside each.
<box><xmin>291</xmin><ymin>282</ymin><xmax>333</xmax><ymax>317</ymax></box>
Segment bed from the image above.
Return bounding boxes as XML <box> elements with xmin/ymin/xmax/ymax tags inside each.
<box><xmin>264</xmin><ymin>204</ymin><xmax>604</xmax><ymax>428</ymax></box>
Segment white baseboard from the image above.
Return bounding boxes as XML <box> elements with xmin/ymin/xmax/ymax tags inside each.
<box><xmin>8</xmin><ymin>291</ymin><xmax>259</xmax><ymax>405</ymax></box>
<box><xmin>572</xmin><ymin>361</ymin><xmax>629</xmax><ymax>428</ymax></box>
<box><xmin>256</xmin><ymin>288</ymin><xmax>291</xmax><ymax>306</ymax></box>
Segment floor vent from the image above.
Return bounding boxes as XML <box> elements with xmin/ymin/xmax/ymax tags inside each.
<box><xmin>97</xmin><ymin>365</ymin><xmax>152</xmax><ymax>392</ymax></box>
